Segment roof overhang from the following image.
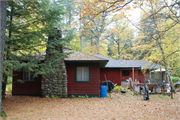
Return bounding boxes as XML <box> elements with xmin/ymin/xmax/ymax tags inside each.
<box><xmin>64</xmin><ymin>60</ymin><xmax>109</xmax><ymax>68</ymax></box>
<box><xmin>150</xmin><ymin>68</ymin><xmax>166</xmax><ymax>72</ymax></box>
<box><xmin>101</xmin><ymin>67</ymin><xmax>141</xmax><ymax>69</ymax></box>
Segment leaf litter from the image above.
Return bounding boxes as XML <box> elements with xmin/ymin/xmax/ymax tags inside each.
<box><xmin>2</xmin><ymin>92</ymin><xmax>180</xmax><ymax>120</ymax></box>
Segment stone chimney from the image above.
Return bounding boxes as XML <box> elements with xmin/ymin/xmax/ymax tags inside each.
<box><xmin>41</xmin><ymin>28</ymin><xmax>67</xmax><ymax>98</ymax></box>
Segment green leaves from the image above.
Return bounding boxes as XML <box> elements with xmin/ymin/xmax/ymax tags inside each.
<box><xmin>4</xmin><ymin>0</ymin><xmax>71</xmax><ymax>78</ymax></box>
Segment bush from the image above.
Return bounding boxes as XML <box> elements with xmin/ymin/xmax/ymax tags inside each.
<box><xmin>113</xmin><ymin>84</ymin><xmax>126</xmax><ymax>92</ymax></box>
<box><xmin>6</xmin><ymin>83</ymin><xmax>12</xmax><ymax>94</ymax></box>
<box><xmin>7</xmin><ymin>77</ymin><xmax>12</xmax><ymax>84</ymax></box>
<box><xmin>171</xmin><ymin>76</ymin><xmax>180</xmax><ymax>83</ymax></box>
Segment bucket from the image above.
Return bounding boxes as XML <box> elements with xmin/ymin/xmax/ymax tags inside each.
<box><xmin>100</xmin><ymin>85</ymin><xmax>107</xmax><ymax>98</ymax></box>
<box><xmin>167</xmin><ymin>90</ymin><xmax>170</xmax><ymax>93</ymax></box>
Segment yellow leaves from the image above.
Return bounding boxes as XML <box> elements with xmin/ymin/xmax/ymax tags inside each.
<box><xmin>145</xmin><ymin>0</ymin><xmax>156</xmax><ymax>5</ymax></box>
<box><xmin>126</xmin><ymin>6</ymin><xmax>131</xmax><ymax>10</ymax></box>
<box><xmin>83</xmin><ymin>10</ymin><xmax>87</xmax><ymax>15</ymax></box>
<box><xmin>133</xmin><ymin>2</ymin><xmax>138</xmax><ymax>4</ymax></box>
<box><xmin>89</xmin><ymin>0</ymin><xmax>96</xmax><ymax>3</ymax></box>
<box><xmin>133</xmin><ymin>6</ymin><xmax>138</xmax><ymax>9</ymax></box>
<box><xmin>122</xmin><ymin>54</ymin><xmax>134</xmax><ymax>59</ymax></box>
<box><xmin>80</xmin><ymin>0</ymin><xmax>127</xmax><ymax>19</ymax></box>
<box><xmin>147</xmin><ymin>0</ymin><xmax>158</xmax><ymax>3</ymax></box>
<box><xmin>121</xmin><ymin>13</ymin><xmax>125</xmax><ymax>17</ymax></box>
<box><xmin>154</xmin><ymin>0</ymin><xmax>157</xmax><ymax>3</ymax></box>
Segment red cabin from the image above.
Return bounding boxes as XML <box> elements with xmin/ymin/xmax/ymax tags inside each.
<box><xmin>12</xmin><ymin>49</ymin><xmax>161</xmax><ymax>97</ymax></box>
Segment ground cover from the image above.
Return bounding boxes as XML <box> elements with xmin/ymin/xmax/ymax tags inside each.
<box><xmin>2</xmin><ymin>91</ymin><xmax>180</xmax><ymax>120</ymax></box>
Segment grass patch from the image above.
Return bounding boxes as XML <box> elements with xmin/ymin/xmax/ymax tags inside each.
<box><xmin>69</xmin><ymin>94</ymin><xmax>99</xmax><ymax>98</ymax></box>
<box><xmin>78</xmin><ymin>95</ymin><xmax>89</xmax><ymax>98</ymax></box>
<box><xmin>150</xmin><ymin>94</ymin><xmax>170</xmax><ymax>99</ymax></box>
<box><xmin>1</xmin><ymin>111</ymin><xmax>7</xmax><ymax>119</ymax></box>
<box><xmin>127</xmin><ymin>89</ymin><xmax>140</xmax><ymax>96</ymax></box>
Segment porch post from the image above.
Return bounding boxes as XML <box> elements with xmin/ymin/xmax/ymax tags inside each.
<box><xmin>137</xmin><ymin>69</ymin><xmax>139</xmax><ymax>81</ymax></box>
<box><xmin>132</xmin><ymin>67</ymin><xmax>134</xmax><ymax>81</ymax></box>
<box><xmin>120</xmin><ymin>69</ymin><xmax>121</xmax><ymax>85</ymax></box>
<box><xmin>132</xmin><ymin>67</ymin><xmax>134</xmax><ymax>89</ymax></box>
<box><xmin>160</xmin><ymin>67</ymin><xmax>163</xmax><ymax>95</ymax></box>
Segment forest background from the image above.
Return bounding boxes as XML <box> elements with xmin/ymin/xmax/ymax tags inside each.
<box><xmin>65</xmin><ymin>0</ymin><xmax>180</xmax><ymax>77</ymax></box>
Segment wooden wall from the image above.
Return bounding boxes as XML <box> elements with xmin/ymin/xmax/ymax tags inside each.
<box><xmin>138</xmin><ymin>71</ymin><xmax>150</xmax><ymax>83</ymax></box>
<box><xmin>12</xmin><ymin>66</ymin><xmax>150</xmax><ymax>95</ymax></box>
<box><xmin>66</xmin><ymin>66</ymin><xmax>100</xmax><ymax>95</ymax></box>
<box><xmin>100</xmin><ymin>69</ymin><xmax>146</xmax><ymax>85</ymax></box>
<box><xmin>12</xmin><ymin>71</ymin><xmax>41</xmax><ymax>95</ymax></box>
<box><xmin>100</xmin><ymin>69</ymin><xmax>121</xmax><ymax>85</ymax></box>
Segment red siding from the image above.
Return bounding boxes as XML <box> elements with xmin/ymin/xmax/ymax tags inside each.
<box><xmin>100</xmin><ymin>69</ymin><xmax>120</xmax><ymax>85</ymax></box>
<box><xmin>12</xmin><ymin>71</ymin><xmax>41</xmax><ymax>95</ymax></box>
<box><xmin>100</xmin><ymin>69</ymin><xmax>144</xmax><ymax>85</ymax></box>
<box><xmin>122</xmin><ymin>70</ymin><xmax>132</xmax><ymax>80</ymax></box>
<box><xmin>67</xmin><ymin>66</ymin><xmax>100</xmax><ymax>95</ymax></box>
<box><xmin>138</xmin><ymin>71</ymin><xmax>149</xmax><ymax>83</ymax></box>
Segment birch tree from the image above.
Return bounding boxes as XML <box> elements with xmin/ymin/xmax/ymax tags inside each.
<box><xmin>106</xmin><ymin>17</ymin><xmax>134</xmax><ymax>59</ymax></box>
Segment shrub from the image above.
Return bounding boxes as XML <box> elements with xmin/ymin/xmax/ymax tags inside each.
<box><xmin>6</xmin><ymin>84</ymin><xmax>12</xmax><ymax>94</ymax></box>
<box><xmin>71</xmin><ymin>95</ymin><xmax>75</xmax><ymax>98</ymax></box>
<box><xmin>171</xmin><ymin>76</ymin><xmax>180</xmax><ymax>83</ymax></box>
<box><xmin>7</xmin><ymin>77</ymin><xmax>12</xmax><ymax>84</ymax></box>
<box><xmin>113</xmin><ymin>84</ymin><xmax>126</xmax><ymax>92</ymax></box>
<box><xmin>78</xmin><ymin>95</ymin><xmax>89</xmax><ymax>98</ymax></box>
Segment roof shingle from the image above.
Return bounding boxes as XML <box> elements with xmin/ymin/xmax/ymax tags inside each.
<box><xmin>64</xmin><ymin>50</ymin><xmax>107</xmax><ymax>61</ymax></box>
<box><xmin>31</xmin><ymin>48</ymin><xmax>108</xmax><ymax>61</ymax></box>
<box><xmin>93</xmin><ymin>54</ymin><xmax>161</xmax><ymax>69</ymax></box>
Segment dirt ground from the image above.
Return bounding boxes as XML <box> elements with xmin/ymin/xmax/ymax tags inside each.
<box><xmin>2</xmin><ymin>92</ymin><xmax>180</xmax><ymax>120</ymax></box>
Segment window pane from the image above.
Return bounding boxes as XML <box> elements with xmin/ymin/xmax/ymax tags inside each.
<box><xmin>77</xmin><ymin>67</ymin><xmax>82</xmax><ymax>81</ymax></box>
<box><xmin>76</xmin><ymin>67</ymin><xmax>89</xmax><ymax>81</ymax></box>
<box><xmin>22</xmin><ymin>70</ymin><xmax>35</xmax><ymax>81</ymax></box>
<box><xmin>83</xmin><ymin>67</ymin><xmax>89</xmax><ymax>81</ymax></box>
<box><xmin>23</xmin><ymin>71</ymin><xmax>29</xmax><ymax>81</ymax></box>
<box><xmin>123</xmin><ymin>71</ymin><xmax>130</xmax><ymax>76</ymax></box>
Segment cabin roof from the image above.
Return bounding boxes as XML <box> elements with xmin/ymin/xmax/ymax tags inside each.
<box><xmin>64</xmin><ymin>50</ymin><xmax>107</xmax><ymax>61</ymax></box>
<box><xmin>93</xmin><ymin>54</ymin><xmax>161</xmax><ymax>69</ymax></box>
<box><xmin>31</xmin><ymin>48</ymin><xmax>108</xmax><ymax>62</ymax></box>
<box><xmin>24</xmin><ymin>48</ymin><xmax>161</xmax><ymax>69</ymax></box>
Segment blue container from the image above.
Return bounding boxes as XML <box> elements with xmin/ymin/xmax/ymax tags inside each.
<box><xmin>100</xmin><ymin>85</ymin><xmax>107</xmax><ymax>98</ymax></box>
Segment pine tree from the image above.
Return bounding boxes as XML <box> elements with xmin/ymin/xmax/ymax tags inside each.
<box><xmin>4</xmin><ymin>0</ymin><xmax>70</xmax><ymax>99</ymax></box>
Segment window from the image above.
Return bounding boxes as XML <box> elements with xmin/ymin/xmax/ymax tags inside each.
<box><xmin>123</xmin><ymin>71</ymin><xmax>130</xmax><ymax>76</ymax></box>
<box><xmin>76</xmin><ymin>67</ymin><xmax>90</xmax><ymax>82</ymax></box>
<box><xmin>22</xmin><ymin>71</ymin><xmax>36</xmax><ymax>82</ymax></box>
